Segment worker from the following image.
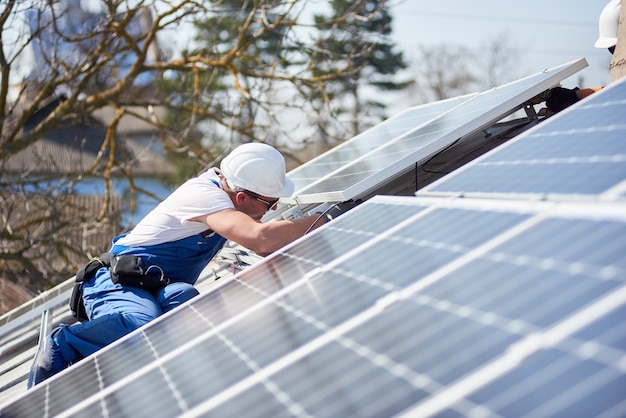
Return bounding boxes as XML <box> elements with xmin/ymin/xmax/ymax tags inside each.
<box><xmin>29</xmin><ymin>143</ymin><xmax>346</xmax><ymax>387</ymax></box>
<box><xmin>536</xmin><ymin>0</ymin><xmax>620</xmax><ymax>116</ymax></box>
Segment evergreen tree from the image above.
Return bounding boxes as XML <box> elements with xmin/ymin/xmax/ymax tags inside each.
<box><xmin>159</xmin><ymin>0</ymin><xmax>296</xmax><ymax>171</ymax></box>
<box><xmin>312</xmin><ymin>0</ymin><xmax>409</xmax><ymax>139</ymax></box>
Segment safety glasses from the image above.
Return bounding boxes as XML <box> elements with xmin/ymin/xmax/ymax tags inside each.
<box><xmin>242</xmin><ymin>190</ymin><xmax>279</xmax><ymax>211</ymax></box>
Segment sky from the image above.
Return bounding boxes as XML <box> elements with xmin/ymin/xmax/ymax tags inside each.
<box><xmin>387</xmin><ymin>0</ymin><xmax>612</xmax><ymax>92</ymax></box>
<box><xmin>8</xmin><ymin>1</ymin><xmax>612</xmax><ymax>118</ymax></box>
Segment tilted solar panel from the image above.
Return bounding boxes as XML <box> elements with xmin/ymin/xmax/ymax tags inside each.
<box><xmin>287</xmin><ymin>95</ymin><xmax>474</xmax><ymax>193</ymax></box>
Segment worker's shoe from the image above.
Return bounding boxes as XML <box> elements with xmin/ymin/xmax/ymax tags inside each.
<box><xmin>28</xmin><ymin>327</ymin><xmax>68</xmax><ymax>388</ymax></box>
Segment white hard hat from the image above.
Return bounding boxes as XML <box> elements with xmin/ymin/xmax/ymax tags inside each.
<box><xmin>220</xmin><ymin>143</ymin><xmax>294</xmax><ymax>198</ymax></box>
<box><xmin>595</xmin><ymin>0</ymin><xmax>621</xmax><ymax>48</ymax></box>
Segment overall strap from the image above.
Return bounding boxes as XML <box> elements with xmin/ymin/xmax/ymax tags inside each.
<box><xmin>202</xmin><ymin>177</ymin><xmax>222</xmax><ymax>237</ymax></box>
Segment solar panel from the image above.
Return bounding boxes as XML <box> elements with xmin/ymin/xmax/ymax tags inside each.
<box><xmin>3</xmin><ymin>193</ymin><xmax>625</xmax><ymax>417</ymax></box>
<box><xmin>290</xmin><ymin>58</ymin><xmax>588</xmax><ymax>204</ymax></box>
<box><xmin>287</xmin><ymin>95</ymin><xmax>474</xmax><ymax>193</ymax></box>
<box><xmin>420</xmin><ymin>75</ymin><xmax>626</xmax><ymax>201</ymax></box>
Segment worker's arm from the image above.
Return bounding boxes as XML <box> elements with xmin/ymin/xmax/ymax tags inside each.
<box><xmin>190</xmin><ymin>209</ymin><xmax>325</xmax><ymax>256</ymax></box>
<box><xmin>577</xmin><ymin>86</ymin><xmax>604</xmax><ymax>99</ymax></box>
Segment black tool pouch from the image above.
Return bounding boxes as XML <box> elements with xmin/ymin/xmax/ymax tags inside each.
<box><xmin>110</xmin><ymin>255</ymin><xmax>170</xmax><ymax>293</ymax></box>
<box><xmin>69</xmin><ymin>282</ymin><xmax>88</xmax><ymax>322</ymax></box>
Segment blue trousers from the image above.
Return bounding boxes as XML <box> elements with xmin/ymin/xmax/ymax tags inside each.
<box><xmin>54</xmin><ymin>268</ymin><xmax>199</xmax><ymax>364</ymax></box>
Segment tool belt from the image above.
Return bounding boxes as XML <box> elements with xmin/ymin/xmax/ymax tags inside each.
<box><xmin>69</xmin><ymin>253</ymin><xmax>171</xmax><ymax>322</ymax></box>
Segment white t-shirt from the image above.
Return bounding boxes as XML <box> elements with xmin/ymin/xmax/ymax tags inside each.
<box><xmin>116</xmin><ymin>168</ymin><xmax>234</xmax><ymax>247</ymax></box>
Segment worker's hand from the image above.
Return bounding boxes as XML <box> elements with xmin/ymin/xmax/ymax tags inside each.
<box><xmin>322</xmin><ymin>200</ymin><xmax>360</xmax><ymax>223</ymax></box>
<box><xmin>535</xmin><ymin>87</ymin><xmax>581</xmax><ymax>116</ymax></box>
<box><xmin>545</xmin><ymin>86</ymin><xmax>581</xmax><ymax>113</ymax></box>
<box><xmin>529</xmin><ymin>89</ymin><xmax>551</xmax><ymax>105</ymax></box>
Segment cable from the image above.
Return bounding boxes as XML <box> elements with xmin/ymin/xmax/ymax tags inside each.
<box><xmin>420</xmin><ymin>138</ymin><xmax>462</xmax><ymax>176</ymax></box>
<box><xmin>304</xmin><ymin>202</ymin><xmax>341</xmax><ymax>235</ymax></box>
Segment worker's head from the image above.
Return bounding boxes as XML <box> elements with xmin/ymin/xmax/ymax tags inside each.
<box><xmin>220</xmin><ymin>143</ymin><xmax>294</xmax><ymax>217</ymax></box>
<box><xmin>595</xmin><ymin>0</ymin><xmax>621</xmax><ymax>54</ymax></box>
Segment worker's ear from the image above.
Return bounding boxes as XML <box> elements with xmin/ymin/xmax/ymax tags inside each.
<box><xmin>234</xmin><ymin>191</ymin><xmax>246</xmax><ymax>206</ymax></box>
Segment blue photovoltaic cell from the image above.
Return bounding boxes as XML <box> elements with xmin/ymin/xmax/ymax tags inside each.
<box><xmin>463</xmin><ymin>349</ymin><xmax>626</xmax><ymax>418</ymax></box>
<box><xmin>423</xmin><ymin>76</ymin><xmax>626</xmax><ymax>200</ymax></box>
<box><xmin>571</xmin><ymin>303</ymin><xmax>626</xmax><ymax>351</ymax></box>
<box><xmin>422</xmin><ymin>229</ymin><xmax>624</xmax><ymax>330</ymax></box>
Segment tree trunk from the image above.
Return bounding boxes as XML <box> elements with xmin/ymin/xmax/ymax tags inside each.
<box><xmin>610</xmin><ymin>3</ymin><xmax>626</xmax><ymax>82</ymax></box>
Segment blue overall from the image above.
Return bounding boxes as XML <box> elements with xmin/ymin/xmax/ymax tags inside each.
<box><xmin>53</xmin><ymin>230</ymin><xmax>228</xmax><ymax>365</ymax></box>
